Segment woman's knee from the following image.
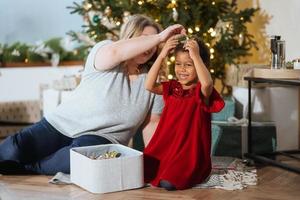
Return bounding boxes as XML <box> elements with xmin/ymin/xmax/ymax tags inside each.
<box><xmin>0</xmin><ymin>135</ymin><xmax>22</xmax><ymax>161</ymax></box>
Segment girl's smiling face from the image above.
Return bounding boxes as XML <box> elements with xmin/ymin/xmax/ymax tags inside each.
<box><xmin>174</xmin><ymin>51</ymin><xmax>197</xmax><ymax>86</ymax></box>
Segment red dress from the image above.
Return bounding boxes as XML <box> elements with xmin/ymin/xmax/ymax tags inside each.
<box><xmin>143</xmin><ymin>80</ymin><xmax>225</xmax><ymax>190</ymax></box>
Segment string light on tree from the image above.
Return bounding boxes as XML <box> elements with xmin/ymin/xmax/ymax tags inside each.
<box><xmin>212</xmin><ymin>1</ymin><xmax>216</xmax><ymax>5</ymax></box>
<box><xmin>195</xmin><ymin>26</ymin><xmax>200</xmax><ymax>32</ymax></box>
<box><xmin>170</xmin><ymin>56</ymin><xmax>175</xmax><ymax>62</ymax></box>
<box><xmin>138</xmin><ymin>1</ymin><xmax>143</xmax><ymax>6</ymax></box>
<box><xmin>123</xmin><ymin>11</ymin><xmax>130</xmax><ymax>16</ymax></box>
<box><xmin>188</xmin><ymin>28</ymin><xmax>193</xmax><ymax>34</ymax></box>
<box><xmin>167</xmin><ymin>74</ymin><xmax>173</xmax><ymax>80</ymax></box>
<box><xmin>210</xmin><ymin>30</ymin><xmax>216</xmax><ymax>37</ymax></box>
<box><xmin>208</xmin><ymin>28</ymin><xmax>214</xmax><ymax>33</ymax></box>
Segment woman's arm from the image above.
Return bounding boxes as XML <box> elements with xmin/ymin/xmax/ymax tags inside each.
<box><xmin>145</xmin><ymin>35</ymin><xmax>180</xmax><ymax>94</ymax></box>
<box><xmin>142</xmin><ymin>114</ymin><xmax>160</xmax><ymax>147</ymax></box>
<box><xmin>185</xmin><ymin>40</ymin><xmax>213</xmax><ymax>98</ymax></box>
<box><xmin>94</xmin><ymin>24</ymin><xmax>185</xmax><ymax>71</ymax></box>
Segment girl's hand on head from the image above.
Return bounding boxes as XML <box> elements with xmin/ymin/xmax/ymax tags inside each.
<box><xmin>159</xmin><ymin>35</ymin><xmax>180</xmax><ymax>58</ymax></box>
<box><xmin>184</xmin><ymin>39</ymin><xmax>200</xmax><ymax>60</ymax></box>
<box><xmin>159</xmin><ymin>24</ymin><xmax>186</xmax><ymax>42</ymax></box>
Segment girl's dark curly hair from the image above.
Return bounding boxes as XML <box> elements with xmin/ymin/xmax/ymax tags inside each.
<box><xmin>174</xmin><ymin>38</ymin><xmax>210</xmax><ymax>67</ymax></box>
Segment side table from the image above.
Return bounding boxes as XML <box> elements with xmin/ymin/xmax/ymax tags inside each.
<box><xmin>244</xmin><ymin>77</ymin><xmax>300</xmax><ymax>174</ymax></box>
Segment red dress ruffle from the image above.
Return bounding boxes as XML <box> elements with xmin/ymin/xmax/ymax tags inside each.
<box><xmin>143</xmin><ymin>80</ymin><xmax>225</xmax><ymax>190</ymax></box>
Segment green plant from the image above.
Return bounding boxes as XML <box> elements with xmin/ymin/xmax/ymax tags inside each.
<box><xmin>0</xmin><ymin>38</ymin><xmax>88</xmax><ymax>65</ymax></box>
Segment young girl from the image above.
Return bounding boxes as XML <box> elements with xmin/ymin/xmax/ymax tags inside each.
<box><xmin>143</xmin><ymin>35</ymin><xmax>225</xmax><ymax>190</ymax></box>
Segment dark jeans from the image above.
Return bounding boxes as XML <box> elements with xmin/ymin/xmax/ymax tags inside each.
<box><xmin>0</xmin><ymin>118</ymin><xmax>112</xmax><ymax>175</ymax></box>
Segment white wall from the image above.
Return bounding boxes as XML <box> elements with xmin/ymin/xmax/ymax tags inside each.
<box><xmin>260</xmin><ymin>0</ymin><xmax>300</xmax><ymax>61</ymax></box>
<box><xmin>0</xmin><ymin>66</ymin><xmax>82</xmax><ymax>102</ymax></box>
<box><xmin>269</xmin><ymin>87</ymin><xmax>299</xmax><ymax>150</ymax></box>
<box><xmin>233</xmin><ymin>87</ymin><xmax>299</xmax><ymax>150</ymax></box>
<box><xmin>0</xmin><ymin>0</ymin><xmax>82</xmax><ymax>44</ymax></box>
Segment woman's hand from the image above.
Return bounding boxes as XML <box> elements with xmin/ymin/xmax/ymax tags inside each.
<box><xmin>159</xmin><ymin>35</ymin><xmax>180</xmax><ymax>58</ymax></box>
<box><xmin>184</xmin><ymin>39</ymin><xmax>201</xmax><ymax>61</ymax></box>
<box><xmin>159</xmin><ymin>24</ymin><xmax>186</xmax><ymax>42</ymax></box>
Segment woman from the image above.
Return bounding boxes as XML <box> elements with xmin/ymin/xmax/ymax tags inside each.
<box><xmin>0</xmin><ymin>14</ymin><xmax>185</xmax><ymax>175</ymax></box>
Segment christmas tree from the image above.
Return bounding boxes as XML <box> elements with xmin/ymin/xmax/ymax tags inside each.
<box><xmin>68</xmin><ymin>0</ymin><xmax>257</xmax><ymax>87</ymax></box>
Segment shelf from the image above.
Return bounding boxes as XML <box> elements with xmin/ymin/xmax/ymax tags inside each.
<box><xmin>250</xmin><ymin>68</ymin><xmax>300</xmax><ymax>79</ymax></box>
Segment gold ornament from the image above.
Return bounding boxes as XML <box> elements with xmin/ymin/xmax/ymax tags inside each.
<box><xmin>89</xmin><ymin>151</ymin><xmax>122</xmax><ymax>160</ymax></box>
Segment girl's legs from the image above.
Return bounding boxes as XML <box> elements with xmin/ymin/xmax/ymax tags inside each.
<box><xmin>159</xmin><ymin>180</ymin><xmax>176</xmax><ymax>191</ymax></box>
<box><xmin>25</xmin><ymin>135</ymin><xmax>112</xmax><ymax>175</ymax></box>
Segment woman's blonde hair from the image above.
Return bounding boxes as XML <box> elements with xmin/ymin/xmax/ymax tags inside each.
<box><xmin>120</xmin><ymin>14</ymin><xmax>163</xmax><ymax>70</ymax></box>
<box><xmin>120</xmin><ymin>14</ymin><xmax>162</xmax><ymax>40</ymax></box>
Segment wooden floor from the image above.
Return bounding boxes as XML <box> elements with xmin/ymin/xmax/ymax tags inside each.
<box><xmin>0</xmin><ymin>159</ymin><xmax>299</xmax><ymax>200</ymax></box>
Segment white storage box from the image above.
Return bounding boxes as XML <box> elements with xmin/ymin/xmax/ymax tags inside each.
<box><xmin>70</xmin><ymin>144</ymin><xmax>144</xmax><ymax>194</ymax></box>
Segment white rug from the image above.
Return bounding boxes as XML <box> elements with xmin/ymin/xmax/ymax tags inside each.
<box><xmin>193</xmin><ymin>156</ymin><xmax>257</xmax><ymax>190</ymax></box>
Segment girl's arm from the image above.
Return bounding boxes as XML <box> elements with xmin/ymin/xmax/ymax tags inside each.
<box><xmin>145</xmin><ymin>35</ymin><xmax>180</xmax><ymax>94</ymax></box>
<box><xmin>94</xmin><ymin>24</ymin><xmax>185</xmax><ymax>71</ymax></box>
<box><xmin>185</xmin><ymin>40</ymin><xmax>213</xmax><ymax>98</ymax></box>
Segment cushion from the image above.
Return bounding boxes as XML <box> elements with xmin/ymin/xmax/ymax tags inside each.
<box><xmin>0</xmin><ymin>100</ymin><xmax>41</xmax><ymax>123</ymax></box>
